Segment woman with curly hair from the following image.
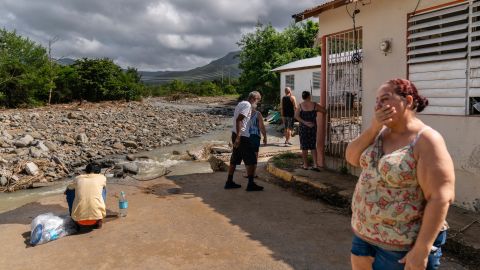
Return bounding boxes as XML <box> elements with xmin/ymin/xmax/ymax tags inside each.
<box><xmin>346</xmin><ymin>79</ymin><xmax>455</xmax><ymax>270</ymax></box>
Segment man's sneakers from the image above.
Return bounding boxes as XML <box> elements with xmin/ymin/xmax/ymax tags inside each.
<box><xmin>246</xmin><ymin>182</ymin><xmax>264</xmax><ymax>192</ymax></box>
<box><xmin>224</xmin><ymin>180</ymin><xmax>241</xmax><ymax>189</ymax></box>
<box><xmin>225</xmin><ymin>180</ymin><xmax>264</xmax><ymax>191</ymax></box>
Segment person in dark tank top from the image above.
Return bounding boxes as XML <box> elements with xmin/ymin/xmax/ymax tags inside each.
<box><xmin>280</xmin><ymin>87</ymin><xmax>297</xmax><ymax>145</ymax></box>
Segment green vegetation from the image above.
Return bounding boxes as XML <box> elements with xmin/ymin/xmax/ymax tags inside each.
<box><xmin>0</xmin><ymin>28</ymin><xmax>237</xmax><ymax>108</ymax></box>
<box><xmin>0</xmin><ymin>28</ymin><xmax>52</xmax><ymax>107</ymax></box>
<box><xmin>271</xmin><ymin>152</ymin><xmax>301</xmax><ymax>171</ymax></box>
<box><xmin>142</xmin><ymin>79</ymin><xmax>238</xmax><ymax>98</ymax></box>
<box><xmin>237</xmin><ymin>20</ymin><xmax>320</xmax><ymax>105</ymax></box>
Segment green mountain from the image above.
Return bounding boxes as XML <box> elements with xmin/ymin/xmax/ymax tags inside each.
<box><xmin>140</xmin><ymin>51</ymin><xmax>241</xmax><ymax>84</ymax></box>
<box><xmin>55</xmin><ymin>58</ymin><xmax>76</xmax><ymax>66</ymax></box>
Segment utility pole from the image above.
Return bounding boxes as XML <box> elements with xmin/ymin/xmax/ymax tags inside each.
<box><xmin>47</xmin><ymin>36</ymin><xmax>59</xmax><ymax>105</ymax></box>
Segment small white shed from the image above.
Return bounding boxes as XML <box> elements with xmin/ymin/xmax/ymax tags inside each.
<box><xmin>272</xmin><ymin>56</ymin><xmax>322</xmax><ymax>103</ymax></box>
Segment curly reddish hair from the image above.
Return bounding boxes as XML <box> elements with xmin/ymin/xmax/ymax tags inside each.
<box><xmin>386</xmin><ymin>78</ymin><xmax>429</xmax><ymax>113</ymax></box>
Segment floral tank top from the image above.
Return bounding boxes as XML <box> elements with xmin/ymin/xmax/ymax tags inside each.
<box><xmin>351</xmin><ymin>127</ymin><xmax>435</xmax><ymax>251</ymax></box>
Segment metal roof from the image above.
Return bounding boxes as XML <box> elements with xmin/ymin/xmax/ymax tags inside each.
<box><xmin>271</xmin><ymin>56</ymin><xmax>322</xmax><ymax>72</ymax></box>
<box><xmin>272</xmin><ymin>51</ymin><xmax>362</xmax><ymax>72</ymax></box>
<box><xmin>292</xmin><ymin>0</ymin><xmax>349</xmax><ymax>22</ymax></box>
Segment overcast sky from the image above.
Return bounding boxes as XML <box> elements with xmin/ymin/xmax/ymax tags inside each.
<box><xmin>0</xmin><ymin>0</ymin><xmax>318</xmax><ymax>71</ymax></box>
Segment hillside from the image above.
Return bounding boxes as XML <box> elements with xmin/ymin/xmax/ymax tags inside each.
<box><xmin>54</xmin><ymin>51</ymin><xmax>242</xmax><ymax>85</ymax></box>
<box><xmin>140</xmin><ymin>51</ymin><xmax>241</xmax><ymax>84</ymax></box>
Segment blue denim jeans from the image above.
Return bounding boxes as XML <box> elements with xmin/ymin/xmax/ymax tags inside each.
<box><xmin>66</xmin><ymin>188</ymin><xmax>106</xmax><ymax>216</ymax></box>
<box><xmin>351</xmin><ymin>230</ymin><xmax>447</xmax><ymax>270</ymax></box>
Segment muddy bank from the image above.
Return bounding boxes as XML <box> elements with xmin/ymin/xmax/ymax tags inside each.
<box><xmin>0</xmin><ymin>97</ymin><xmax>235</xmax><ymax>192</ymax></box>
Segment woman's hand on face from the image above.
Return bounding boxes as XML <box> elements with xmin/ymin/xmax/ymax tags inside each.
<box><xmin>372</xmin><ymin>104</ymin><xmax>396</xmax><ymax>130</ymax></box>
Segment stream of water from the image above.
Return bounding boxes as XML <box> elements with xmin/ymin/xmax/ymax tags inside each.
<box><xmin>0</xmin><ymin>101</ymin><xmax>234</xmax><ymax>214</ymax></box>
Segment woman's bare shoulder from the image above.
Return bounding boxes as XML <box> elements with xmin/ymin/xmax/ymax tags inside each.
<box><xmin>416</xmin><ymin>127</ymin><xmax>447</xmax><ymax>151</ymax></box>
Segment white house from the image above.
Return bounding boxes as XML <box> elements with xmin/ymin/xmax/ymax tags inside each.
<box><xmin>294</xmin><ymin>0</ymin><xmax>480</xmax><ymax>211</ymax></box>
<box><xmin>272</xmin><ymin>56</ymin><xmax>322</xmax><ymax>103</ymax></box>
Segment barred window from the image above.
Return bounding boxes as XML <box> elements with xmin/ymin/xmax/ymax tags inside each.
<box><xmin>285</xmin><ymin>74</ymin><xmax>295</xmax><ymax>90</ymax></box>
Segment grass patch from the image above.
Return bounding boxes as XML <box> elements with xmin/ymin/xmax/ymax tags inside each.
<box><xmin>271</xmin><ymin>152</ymin><xmax>302</xmax><ymax>171</ymax></box>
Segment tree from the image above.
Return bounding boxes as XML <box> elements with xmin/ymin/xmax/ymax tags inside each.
<box><xmin>237</xmin><ymin>21</ymin><xmax>320</xmax><ymax>105</ymax></box>
<box><xmin>0</xmin><ymin>28</ymin><xmax>52</xmax><ymax>107</ymax></box>
<box><xmin>53</xmin><ymin>64</ymin><xmax>79</xmax><ymax>103</ymax></box>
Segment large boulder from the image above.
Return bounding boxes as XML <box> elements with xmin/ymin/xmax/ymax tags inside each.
<box><xmin>14</xmin><ymin>135</ymin><xmax>34</xmax><ymax>147</ymax></box>
<box><xmin>123</xmin><ymin>163</ymin><xmax>139</xmax><ymax>174</ymax></box>
<box><xmin>208</xmin><ymin>155</ymin><xmax>228</xmax><ymax>172</ymax></box>
<box><xmin>25</xmin><ymin>162</ymin><xmax>40</xmax><ymax>176</ymax></box>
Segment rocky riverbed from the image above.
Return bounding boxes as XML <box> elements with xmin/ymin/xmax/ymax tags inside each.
<box><xmin>0</xmin><ymin>97</ymin><xmax>235</xmax><ymax>192</ymax></box>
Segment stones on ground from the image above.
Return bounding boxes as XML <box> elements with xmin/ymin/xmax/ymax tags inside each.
<box><xmin>123</xmin><ymin>163</ymin><xmax>139</xmax><ymax>174</ymax></box>
<box><xmin>14</xmin><ymin>135</ymin><xmax>34</xmax><ymax>147</ymax></box>
<box><xmin>15</xmin><ymin>148</ymin><xmax>29</xmax><ymax>156</ymax></box>
<box><xmin>2</xmin><ymin>130</ymin><xmax>13</xmax><ymax>140</ymax></box>
<box><xmin>37</xmin><ymin>141</ymin><xmax>50</xmax><ymax>152</ymax></box>
<box><xmin>43</xmin><ymin>141</ymin><xmax>57</xmax><ymax>151</ymax></box>
<box><xmin>113</xmin><ymin>142</ymin><xmax>125</xmax><ymax>150</ymax></box>
<box><xmin>211</xmin><ymin>146</ymin><xmax>232</xmax><ymax>154</ymax></box>
<box><xmin>0</xmin><ymin>158</ymin><xmax>7</xmax><ymax>165</ymax></box>
<box><xmin>76</xmin><ymin>133</ymin><xmax>89</xmax><ymax>144</ymax></box>
<box><xmin>11</xmin><ymin>175</ymin><xmax>19</xmax><ymax>182</ymax></box>
<box><xmin>208</xmin><ymin>155</ymin><xmax>228</xmax><ymax>172</ymax></box>
<box><xmin>57</xmin><ymin>135</ymin><xmax>75</xmax><ymax>144</ymax></box>
<box><xmin>52</xmin><ymin>155</ymin><xmax>63</xmax><ymax>165</ymax></box>
<box><xmin>187</xmin><ymin>149</ymin><xmax>207</xmax><ymax>161</ymax></box>
<box><xmin>123</xmin><ymin>141</ymin><xmax>138</xmax><ymax>148</ymax></box>
<box><xmin>67</xmin><ymin>112</ymin><xmax>82</xmax><ymax>119</ymax></box>
<box><xmin>25</xmin><ymin>162</ymin><xmax>39</xmax><ymax>176</ymax></box>
<box><xmin>29</xmin><ymin>147</ymin><xmax>43</xmax><ymax>158</ymax></box>
<box><xmin>126</xmin><ymin>154</ymin><xmax>136</xmax><ymax>161</ymax></box>
<box><xmin>32</xmin><ymin>122</ymin><xmax>47</xmax><ymax>130</ymax></box>
<box><xmin>0</xmin><ymin>176</ymin><xmax>7</xmax><ymax>186</ymax></box>
<box><xmin>0</xmin><ymin>98</ymin><xmax>227</xmax><ymax>191</ymax></box>
<box><xmin>0</xmin><ymin>138</ymin><xmax>11</xmax><ymax>147</ymax></box>
<box><xmin>29</xmin><ymin>131</ymin><xmax>43</xmax><ymax>139</ymax></box>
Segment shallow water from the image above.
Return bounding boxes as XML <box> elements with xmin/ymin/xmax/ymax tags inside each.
<box><xmin>0</xmin><ymin>102</ymin><xmax>234</xmax><ymax>214</ymax></box>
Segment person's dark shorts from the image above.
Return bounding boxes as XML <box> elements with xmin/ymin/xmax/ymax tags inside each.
<box><xmin>230</xmin><ymin>132</ymin><xmax>257</xmax><ymax>166</ymax></box>
<box><xmin>283</xmin><ymin>117</ymin><xmax>294</xmax><ymax>130</ymax></box>
<box><xmin>351</xmin><ymin>230</ymin><xmax>447</xmax><ymax>270</ymax></box>
<box><xmin>249</xmin><ymin>134</ymin><xmax>261</xmax><ymax>153</ymax></box>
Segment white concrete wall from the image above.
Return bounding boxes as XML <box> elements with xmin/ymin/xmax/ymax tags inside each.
<box><xmin>315</xmin><ymin>0</ymin><xmax>480</xmax><ymax>211</ymax></box>
<box><xmin>279</xmin><ymin>68</ymin><xmax>321</xmax><ymax>103</ymax></box>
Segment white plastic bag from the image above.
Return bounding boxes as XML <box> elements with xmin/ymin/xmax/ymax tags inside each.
<box><xmin>30</xmin><ymin>213</ymin><xmax>77</xmax><ymax>246</ymax></box>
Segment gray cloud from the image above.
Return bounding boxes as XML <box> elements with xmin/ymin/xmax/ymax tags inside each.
<box><xmin>0</xmin><ymin>0</ymin><xmax>318</xmax><ymax>71</ymax></box>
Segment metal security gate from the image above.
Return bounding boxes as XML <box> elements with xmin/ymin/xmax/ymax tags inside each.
<box><xmin>325</xmin><ymin>29</ymin><xmax>363</xmax><ymax>170</ymax></box>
